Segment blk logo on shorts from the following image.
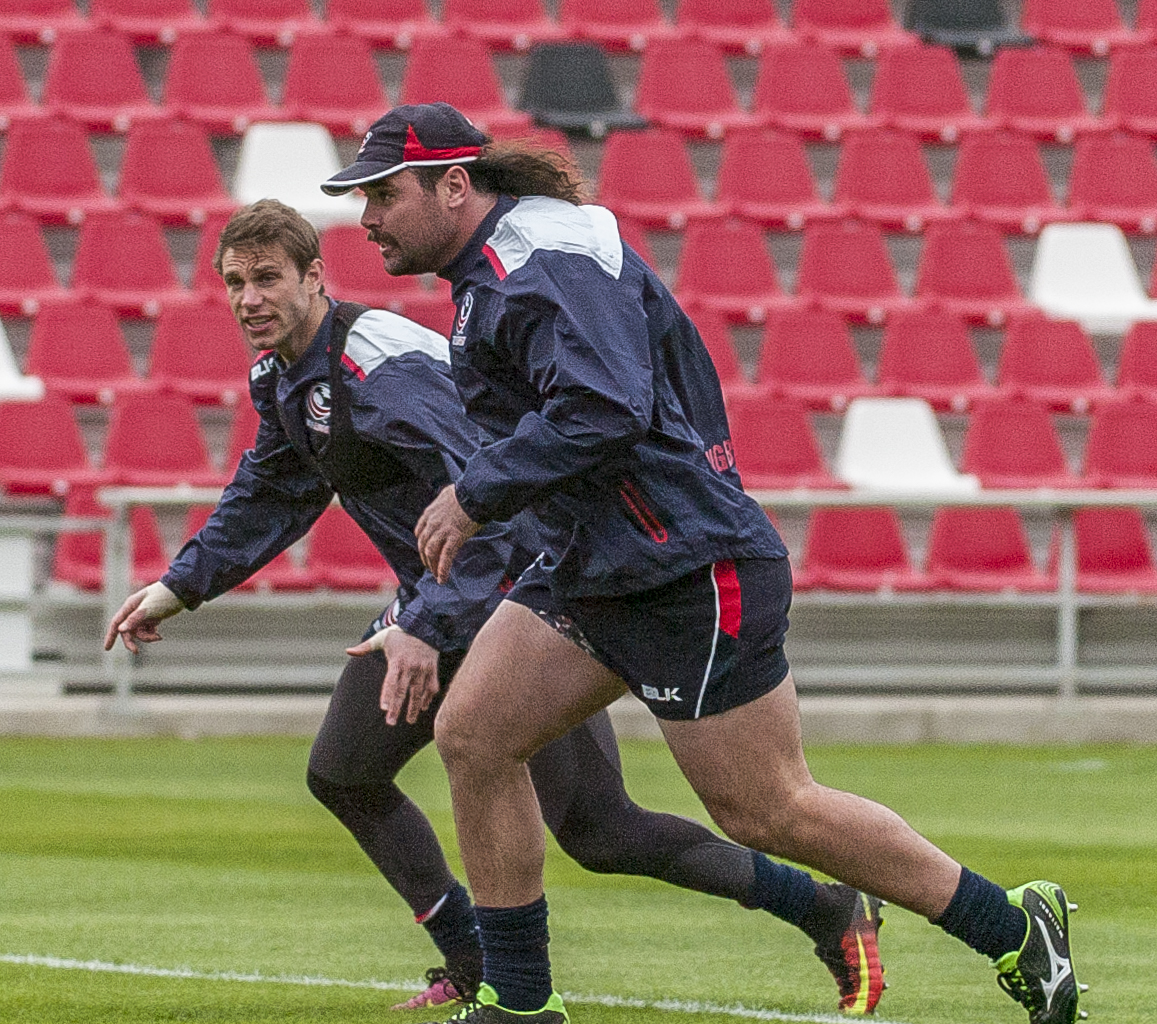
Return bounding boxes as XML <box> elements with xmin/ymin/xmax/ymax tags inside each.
<box><xmin>642</xmin><ymin>685</ymin><xmax>681</xmax><ymax>702</ymax></box>
<box><xmin>306</xmin><ymin>382</ymin><xmax>331</xmax><ymax>434</ymax></box>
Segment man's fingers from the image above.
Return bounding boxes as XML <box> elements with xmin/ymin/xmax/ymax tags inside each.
<box><xmin>346</xmin><ymin>640</ymin><xmax>372</xmax><ymax>657</ymax></box>
<box><xmin>380</xmin><ymin>663</ymin><xmax>408</xmax><ymax>727</ymax></box>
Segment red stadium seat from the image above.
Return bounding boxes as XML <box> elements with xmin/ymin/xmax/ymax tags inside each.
<box><xmin>725</xmin><ymin>389</ymin><xmax>841</xmax><ymax>490</ymax></box>
<box><xmin>399</xmin><ymin>36</ymin><xmax>533</xmax><ymax>135</ymax></box>
<box><xmin>25</xmin><ymin>298</ymin><xmax>144</xmax><ymax>404</ymax></box>
<box><xmin>616</xmin><ymin>217</ymin><xmax>656</xmax><ymax>269</ymax></box>
<box><xmin>558</xmin><ymin>0</ymin><xmax>677</xmax><ymax>52</ymax></box>
<box><xmin>1138</xmin><ymin>0</ymin><xmax>1157</xmax><ymax>38</ymax></box>
<box><xmin>716</xmin><ymin>129</ymin><xmax>841</xmax><ymax>230</ymax></box>
<box><xmin>596</xmin><ymin>129</ymin><xmax>719</xmax><ymax>228</ymax></box>
<box><xmin>926</xmin><ymin>508</ymin><xmax>1054</xmax><ymax>592</ymax></box>
<box><xmin>42</xmin><ymin>27</ymin><xmax>162</xmax><ymax>132</ymax></box>
<box><xmin>1074</xmin><ymin>507</ymin><xmax>1157</xmax><ymax>593</ymax></box>
<box><xmin>960</xmin><ymin>397</ymin><xmax>1079</xmax><ymax>488</ymax></box>
<box><xmin>1104</xmin><ymin>48</ymin><xmax>1157</xmax><ymax>138</ymax></box>
<box><xmin>0</xmin><ymin>0</ymin><xmax>85</xmax><ymax>44</ymax></box>
<box><xmin>756</xmin><ymin>307</ymin><xmax>872</xmax><ymax>411</ymax></box>
<box><xmin>751</xmin><ymin>42</ymin><xmax>873</xmax><ymax>141</ymax></box>
<box><xmin>0</xmin><ymin>34</ymin><xmax>39</xmax><ymax>129</ymax></box>
<box><xmin>1021</xmin><ymin>0</ymin><xmax>1139</xmax><ymax>56</ymax></box>
<box><xmin>400</xmin><ymin>292</ymin><xmax>455</xmax><ymax>336</ymax></box>
<box><xmin>869</xmin><ymin>44</ymin><xmax>984</xmax><ymax>143</ymax></box>
<box><xmin>192</xmin><ymin>212</ymin><xmax>233</xmax><ymax>295</ymax></box>
<box><xmin>950</xmin><ymin>130</ymin><xmax>1067</xmax><ymax>235</ymax></box>
<box><xmin>684</xmin><ymin>306</ymin><xmax>744</xmax><ymax>385</ymax></box>
<box><xmin>206</xmin><ymin>0</ymin><xmax>321</xmax><ymax>44</ymax></box>
<box><xmin>52</xmin><ymin>486</ymin><xmax>169</xmax><ymax>592</ymax></box>
<box><xmin>182</xmin><ymin>504</ymin><xmax>315</xmax><ymax>591</ymax></box>
<box><xmin>0</xmin><ymin>212</ymin><xmax>68</xmax><ymax>315</ymax></box>
<box><xmin>1067</xmin><ymin>133</ymin><xmax>1157</xmax><ymax>234</ymax></box>
<box><xmin>71</xmin><ymin>211</ymin><xmax>189</xmax><ymax>319</ymax></box>
<box><xmin>321</xmin><ymin>225</ymin><xmax>430</xmax><ymax>311</ymax></box>
<box><xmin>674</xmin><ymin>218</ymin><xmax>788</xmax><ymax>324</ymax></box>
<box><xmin>306</xmin><ymin>505</ymin><xmax>398</xmax><ymax>591</ymax></box>
<box><xmin>1083</xmin><ymin>399</ymin><xmax>1157</xmax><ymax>488</ymax></box>
<box><xmin>799</xmin><ymin>508</ymin><xmax>929</xmax><ymax>592</ymax></box>
<box><xmin>0</xmin><ymin>117</ymin><xmax>118</xmax><ymax>224</ymax></box>
<box><xmin>876</xmin><ymin>310</ymin><xmax>992</xmax><ymax>412</ymax></box>
<box><xmin>635</xmin><ymin>38</ymin><xmax>755</xmax><ymax>139</ymax></box>
<box><xmin>282</xmin><ymin>33</ymin><xmax>390</xmax><ymax>137</ymax></box>
<box><xmin>222</xmin><ymin>400</ymin><xmax>260</xmax><ymax>475</ymax></box>
<box><xmin>89</xmin><ymin>0</ymin><xmax>205</xmax><ymax>44</ymax></box>
<box><xmin>1115</xmin><ymin>321</ymin><xmax>1157</xmax><ymax>400</ymax></box>
<box><xmin>325</xmin><ymin>0</ymin><xmax>441</xmax><ymax>49</ymax></box>
<box><xmin>985</xmin><ymin>46</ymin><xmax>1102</xmax><ymax>143</ymax></box>
<box><xmin>674</xmin><ymin>0</ymin><xmax>791</xmax><ymax>55</ymax></box>
<box><xmin>443</xmin><ymin>0</ymin><xmax>565</xmax><ymax>51</ymax></box>
<box><xmin>164</xmin><ymin>30</ymin><xmax>283</xmax><ymax>135</ymax></box>
<box><xmin>149</xmin><ymin>298</ymin><xmax>251</xmax><ymax>406</ymax></box>
<box><xmin>791</xmin><ymin>0</ymin><xmax>916</xmax><ymax>57</ymax></box>
<box><xmin>832</xmin><ymin>128</ymin><xmax>953</xmax><ymax>232</ymax></box>
<box><xmin>997</xmin><ymin>316</ymin><xmax>1113</xmax><ymax>413</ymax></box>
<box><xmin>795</xmin><ymin>219</ymin><xmax>908</xmax><ymax>325</ymax></box>
<box><xmin>914</xmin><ymin>220</ymin><xmax>1033</xmax><ymax>326</ymax></box>
<box><xmin>118</xmin><ymin>119</ymin><xmax>236</xmax><ymax>226</ymax></box>
<box><xmin>0</xmin><ymin>395</ymin><xmax>102</xmax><ymax>496</ymax></box>
<box><xmin>103</xmin><ymin>393</ymin><xmax>219</xmax><ymax>487</ymax></box>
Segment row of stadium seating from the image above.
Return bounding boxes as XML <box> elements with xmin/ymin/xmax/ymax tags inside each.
<box><xmin>0</xmin><ymin>207</ymin><xmax>1149</xmax><ymax>331</ymax></box>
<box><xmin>9</xmin><ymin>292</ymin><xmax>1157</xmax><ymax>410</ymax></box>
<box><xmin>9</xmin><ymin>116</ymin><xmax>1157</xmax><ymax>240</ymax></box>
<box><xmin>45</xmin><ymin>486</ymin><xmax>1157</xmax><ymax>597</ymax></box>
<box><xmin>10</xmin><ymin>31</ymin><xmax>1157</xmax><ymax>141</ymax></box>
<box><xmin>5</xmin><ymin>0</ymin><xmax>1157</xmax><ymax>55</ymax></box>
<box><xmin>5</xmin><ymin>387</ymin><xmax>1157</xmax><ymax>496</ymax></box>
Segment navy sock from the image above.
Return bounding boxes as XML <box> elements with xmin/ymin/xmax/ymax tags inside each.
<box><xmin>476</xmin><ymin>897</ymin><xmax>553</xmax><ymax>1011</ymax></box>
<box><xmin>419</xmin><ymin>883</ymin><xmax>482</xmax><ymax>986</ymax></box>
<box><xmin>742</xmin><ymin>851</ymin><xmax>820</xmax><ymax>930</ymax></box>
<box><xmin>935</xmin><ymin>866</ymin><xmax>1028</xmax><ymax>961</ymax></box>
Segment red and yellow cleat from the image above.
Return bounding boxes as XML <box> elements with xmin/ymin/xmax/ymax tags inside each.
<box><xmin>392</xmin><ymin>967</ymin><xmax>464</xmax><ymax>1011</ymax></box>
<box><xmin>814</xmin><ymin>891</ymin><xmax>886</xmax><ymax>1015</ymax></box>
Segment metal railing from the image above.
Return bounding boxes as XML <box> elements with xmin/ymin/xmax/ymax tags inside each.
<box><xmin>6</xmin><ymin>484</ymin><xmax>1157</xmax><ymax>710</ymax></box>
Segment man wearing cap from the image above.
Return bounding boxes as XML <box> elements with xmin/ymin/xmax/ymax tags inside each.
<box><xmin>104</xmin><ymin>195</ymin><xmax>889</xmax><ymax>1015</ymax></box>
<box><xmin>323</xmin><ymin>102</ymin><xmax>1083</xmax><ymax>1024</ymax></box>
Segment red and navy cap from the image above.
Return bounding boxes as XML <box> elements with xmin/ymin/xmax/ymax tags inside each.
<box><xmin>320</xmin><ymin>102</ymin><xmax>488</xmax><ymax>196</ymax></box>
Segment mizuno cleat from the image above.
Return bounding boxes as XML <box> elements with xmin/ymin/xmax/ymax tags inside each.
<box><xmin>392</xmin><ymin>967</ymin><xmax>465</xmax><ymax>1011</ymax></box>
<box><xmin>421</xmin><ymin>984</ymin><xmax>568</xmax><ymax>1024</ymax></box>
<box><xmin>814</xmin><ymin>889</ymin><xmax>886</xmax><ymax>1015</ymax></box>
<box><xmin>996</xmin><ymin>881</ymin><xmax>1085</xmax><ymax>1024</ymax></box>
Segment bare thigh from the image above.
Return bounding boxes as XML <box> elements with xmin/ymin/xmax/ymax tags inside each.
<box><xmin>436</xmin><ymin>600</ymin><xmax>629</xmax><ymax>765</ymax></box>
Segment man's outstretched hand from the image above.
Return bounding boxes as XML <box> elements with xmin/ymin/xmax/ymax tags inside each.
<box><xmin>103</xmin><ymin>581</ymin><xmax>185</xmax><ymax>654</ymax></box>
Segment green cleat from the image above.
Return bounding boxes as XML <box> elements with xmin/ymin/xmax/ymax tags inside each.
<box><xmin>423</xmin><ymin>983</ymin><xmax>569</xmax><ymax>1024</ymax></box>
<box><xmin>996</xmin><ymin>881</ymin><xmax>1087</xmax><ymax>1024</ymax></box>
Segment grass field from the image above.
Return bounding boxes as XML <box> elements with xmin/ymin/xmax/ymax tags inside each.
<box><xmin>1</xmin><ymin>735</ymin><xmax>1154</xmax><ymax>1024</ymax></box>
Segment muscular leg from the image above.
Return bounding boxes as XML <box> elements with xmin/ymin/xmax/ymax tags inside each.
<box><xmin>658</xmin><ymin>672</ymin><xmax>961</xmax><ymax>919</ymax></box>
<box><xmin>309</xmin><ymin>650</ymin><xmax>481</xmax><ymax>989</ymax></box>
<box><xmin>530</xmin><ymin>710</ymin><xmax>831</xmax><ymax>935</ymax></box>
<box><xmin>435</xmin><ymin>601</ymin><xmax>628</xmax><ymax>909</ymax></box>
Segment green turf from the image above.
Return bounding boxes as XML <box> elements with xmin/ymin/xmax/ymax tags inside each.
<box><xmin>0</xmin><ymin>736</ymin><xmax>1153</xmax><ymax>1023</ymax></box>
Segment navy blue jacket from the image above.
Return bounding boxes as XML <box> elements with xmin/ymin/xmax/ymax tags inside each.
<box><xmin>163</xmin><ymin>300</ymin><xmax>540</xmax><ymax>653</ymax></box>
<box><xmin>440</xmin><ymin>195</ymin><xmax>787</xmax><ymax>599</ymax></box>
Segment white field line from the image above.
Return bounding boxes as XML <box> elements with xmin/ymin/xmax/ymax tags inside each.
<box><xmin>0</xmin><ymin>953</ymin><xmax>911</xmax><ymax>1024</ymax></box>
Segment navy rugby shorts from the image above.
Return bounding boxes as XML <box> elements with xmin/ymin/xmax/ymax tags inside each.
<box><xmin>506</xmin><ymin>557</ymin><xmax>792</xmax><ymax>721</ymax></box>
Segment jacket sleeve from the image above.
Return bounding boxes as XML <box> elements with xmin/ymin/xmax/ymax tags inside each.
<box><xmin>454</xmin><ymin>259</ymin><xmax>653</xmax><ymax>525</ymax></box>
<box><xmin>161</xmin><ymin>397</ymin><xmax>333</xmax><ymax>609</ymax></box>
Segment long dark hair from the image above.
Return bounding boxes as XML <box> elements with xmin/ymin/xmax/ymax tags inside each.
<box><xmin>415</xmin><ymin>141</ymin><xmax>588</xmax><ymax>205</ymax></box>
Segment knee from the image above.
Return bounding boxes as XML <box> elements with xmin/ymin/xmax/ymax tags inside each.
<box><xmin>705</xmin><ymin>784</ymin><xmax>814</xmax><ymax>856</ymax></box>
<box><xmin>306</xmin><ymin>766</ymin><xmax>342</xmax><ymax>811</ymax></box>
<box><xmin>433</xmin><ymin>691</ymin><xmax>484</xmax><ymax>774</ymax></box>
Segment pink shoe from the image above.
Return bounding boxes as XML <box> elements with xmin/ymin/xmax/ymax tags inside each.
<box><xmin>392</xmin><ymin>968</ymin><xmax>463</xmax><ymax>1011</ymax></box>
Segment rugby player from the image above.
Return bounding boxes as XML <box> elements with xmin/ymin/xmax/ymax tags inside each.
<box><xmin>320</xmin><ymin>103</ymin><xmax>1085</xmax><ymax>1024</ymax></box>
<box><xmin>104</xmin><ymin>198</ymin><xmax>888</xmax><ymax>1014</ymax></box>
